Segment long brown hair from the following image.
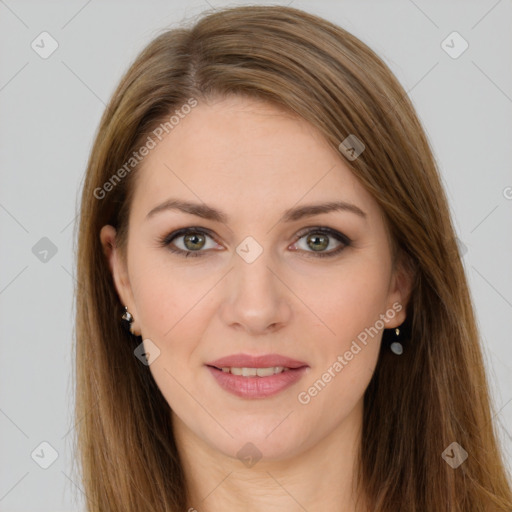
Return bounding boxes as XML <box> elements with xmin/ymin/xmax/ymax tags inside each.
<box><xmin>73</xmin><ymin>5</ymin><xmax>512</xmax><ymax>510</ymax></box>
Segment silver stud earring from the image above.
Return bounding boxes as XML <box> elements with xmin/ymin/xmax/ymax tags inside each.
<box><xmin>390</xmin><ymin>327</ymin><xmax>403</xmax><ymax>355</ymax></box>
<box><xmin>121</xmin><ymin>306</ymin><xmax>133</xmax><ymax>323</ymax></box>
<box><xmin>121</xmin><ymin>306</ymin><xmax>139</xmax><ymax>336</ymax></box>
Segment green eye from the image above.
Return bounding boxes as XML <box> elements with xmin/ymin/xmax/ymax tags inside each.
<box><xmin>293</xmin><ymin>227</ymin><xmax>350</xmax><ymax>258</ymax></box>
<box><xmin>159</xmin><ymin>228</ymin><xmax>218</xmax><ymax>258</ymax></box>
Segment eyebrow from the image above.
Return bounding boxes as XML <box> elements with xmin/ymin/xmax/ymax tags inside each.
<box><xmin>145</xmin><ymin>198</ymin><xmax>367</xmax><ymax>223</ymax></box>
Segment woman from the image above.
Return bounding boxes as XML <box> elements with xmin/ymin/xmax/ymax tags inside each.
<box><xmin>74</xmin><ymin>5</ymin><xmax>512</xmax><ymax>511</ymax></box>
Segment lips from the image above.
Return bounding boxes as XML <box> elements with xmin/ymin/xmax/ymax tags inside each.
<box><xmin>205</xmin><ymin>353</ymin><xmax>310</xmax><ymax>398</ymax></box>
<box><xmin>206</xmin><ymin>353</ymin><xmax>308</xmax><ymax>370</ymax></box>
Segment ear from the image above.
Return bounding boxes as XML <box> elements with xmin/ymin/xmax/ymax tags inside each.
<box><xmin>100</xmin><ymin>225</ymin><xmax>141</xmax><ymax>335</ymax></box>
<box><xmin>385</xmin><ymin>252</ymin><xmax>415</xmax><ymax>328</ymax></box>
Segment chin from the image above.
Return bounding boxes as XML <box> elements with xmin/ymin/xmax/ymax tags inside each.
<box><xmin>208</xmin><ymin>419</ymin><xmax>308</xmax><ymax>464</ymax></box>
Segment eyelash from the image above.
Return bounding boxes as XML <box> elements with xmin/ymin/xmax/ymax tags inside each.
<box><xmin>157</xmin><ymin>226</ymin><xmax>351</xmax><ymax>259</ymax></box>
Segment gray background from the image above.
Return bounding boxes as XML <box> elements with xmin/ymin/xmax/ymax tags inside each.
<box><xmin>1</xmin><ymin>0</ymin><xmax>511</xmax><ymax>510</ymax></box>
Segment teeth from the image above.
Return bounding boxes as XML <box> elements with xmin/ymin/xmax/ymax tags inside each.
<box><xmin>220</xmin><ymin>366</ymin><xmax>287</xmax><ymax>377</ymax></box>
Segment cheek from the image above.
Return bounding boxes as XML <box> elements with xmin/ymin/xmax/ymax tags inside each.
<box><xmin>298</xmin><ymin>257</ymin><xmax>392</xmax><ymax>348</ymax></box>
<box><xmin>128</xmin><ymin>251</ymin><xmax>221</xmax><ymax>352</ymax></box>
<box><xmin>294</xmin><ymin>257</ymin><xmax>390</xmax><ymax>400</ymax></box>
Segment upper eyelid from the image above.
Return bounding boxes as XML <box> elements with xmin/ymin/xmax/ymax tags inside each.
<box><xmin>294</xmin><ymin>225</ymin><xmax>349</xmax><ymax>240</ymax></box>
<box><xmin>165</xmin><ymin>227</ymin><xmax>219</xmax><ymax>245</ymax></box>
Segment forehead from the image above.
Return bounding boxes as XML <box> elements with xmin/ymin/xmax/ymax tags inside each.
<box><xmin>129</xmin><ymin>95</ymin><xmax>378</xmax><ymax>222</ymax></box>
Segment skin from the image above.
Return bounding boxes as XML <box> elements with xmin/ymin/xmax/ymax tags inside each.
<box><xmin>101</xmin><ymin>95</ymin><xmax>412</xmax><ymax>512</ymax></box>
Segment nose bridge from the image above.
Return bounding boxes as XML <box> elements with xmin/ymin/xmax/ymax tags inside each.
<box><xmin>235</xmin><ymin>244</ymin><xmax>274</xmax><ymax>292</ymax></box>
<box><xmin>220</xmin><ymin>235</ymin><xmax>291</xmax><ymax>333</ymax></box>
<box><xmin>233</xmin><ymin>237</ymin><xmax>279</xmax><ymax>304</ymax></box>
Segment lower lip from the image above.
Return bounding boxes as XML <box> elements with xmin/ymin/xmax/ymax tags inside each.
<box><xmin>206</xmin><ymin>366</ymin><xmax>308</xmax><ymax>399</ymax></box>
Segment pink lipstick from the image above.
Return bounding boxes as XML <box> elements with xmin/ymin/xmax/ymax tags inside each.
<box><xmin>205</xmin><ymin>353</ymin><xmax>309</xmax><ymax>399</ymax></box>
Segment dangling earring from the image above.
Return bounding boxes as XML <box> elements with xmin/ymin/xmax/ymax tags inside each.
<box><xmin>121</xmin><ymin>306</ymin><xmax>138</xmax><ymax>336</ymax></box>
<box><xmin>390</xmin><ymin>327</ymin><xmax>403</xmax><ymax>355</ymax></box>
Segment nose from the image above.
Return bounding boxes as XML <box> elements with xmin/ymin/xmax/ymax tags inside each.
<box><xmin>218</xmin><ymin>247</ymin><xmax>292</xmax><ymax>335</ymax></box>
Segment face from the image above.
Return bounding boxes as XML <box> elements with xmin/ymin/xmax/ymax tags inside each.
<box><xmin>101</xmin><ymin>95</ymin><xmax>411</xmax><ymax>463</ymax></box>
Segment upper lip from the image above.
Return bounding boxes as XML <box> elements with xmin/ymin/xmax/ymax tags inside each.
<box><xmin>206</xmin><ymin>353</ymin><xmax>308</xmax><ymax>369</ymax></box>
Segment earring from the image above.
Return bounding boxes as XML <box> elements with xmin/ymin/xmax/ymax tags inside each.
<box><xmin>121</xmin><ymin>306</ymin><xmax>139</xmax><ymax>336</ymax></box>
<box><xmin>390</xmin><ymin>327</ymin><xmax>403</xmax><ymax>355</ymax></box>
<box><xmin>121</xmin><ymin>306</ymin><xmax>133</xmax><ymax>323</ymax></box>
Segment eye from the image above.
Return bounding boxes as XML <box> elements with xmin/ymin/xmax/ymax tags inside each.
<box><xmin>158</xmin><ymin>227</ymin><xmax>220</xmax><ymax>258</ymax></box>
<box><xmin>291</xmin><ymin>227</ymin><xmax>351</xmax><ymax>258</ymax></box>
